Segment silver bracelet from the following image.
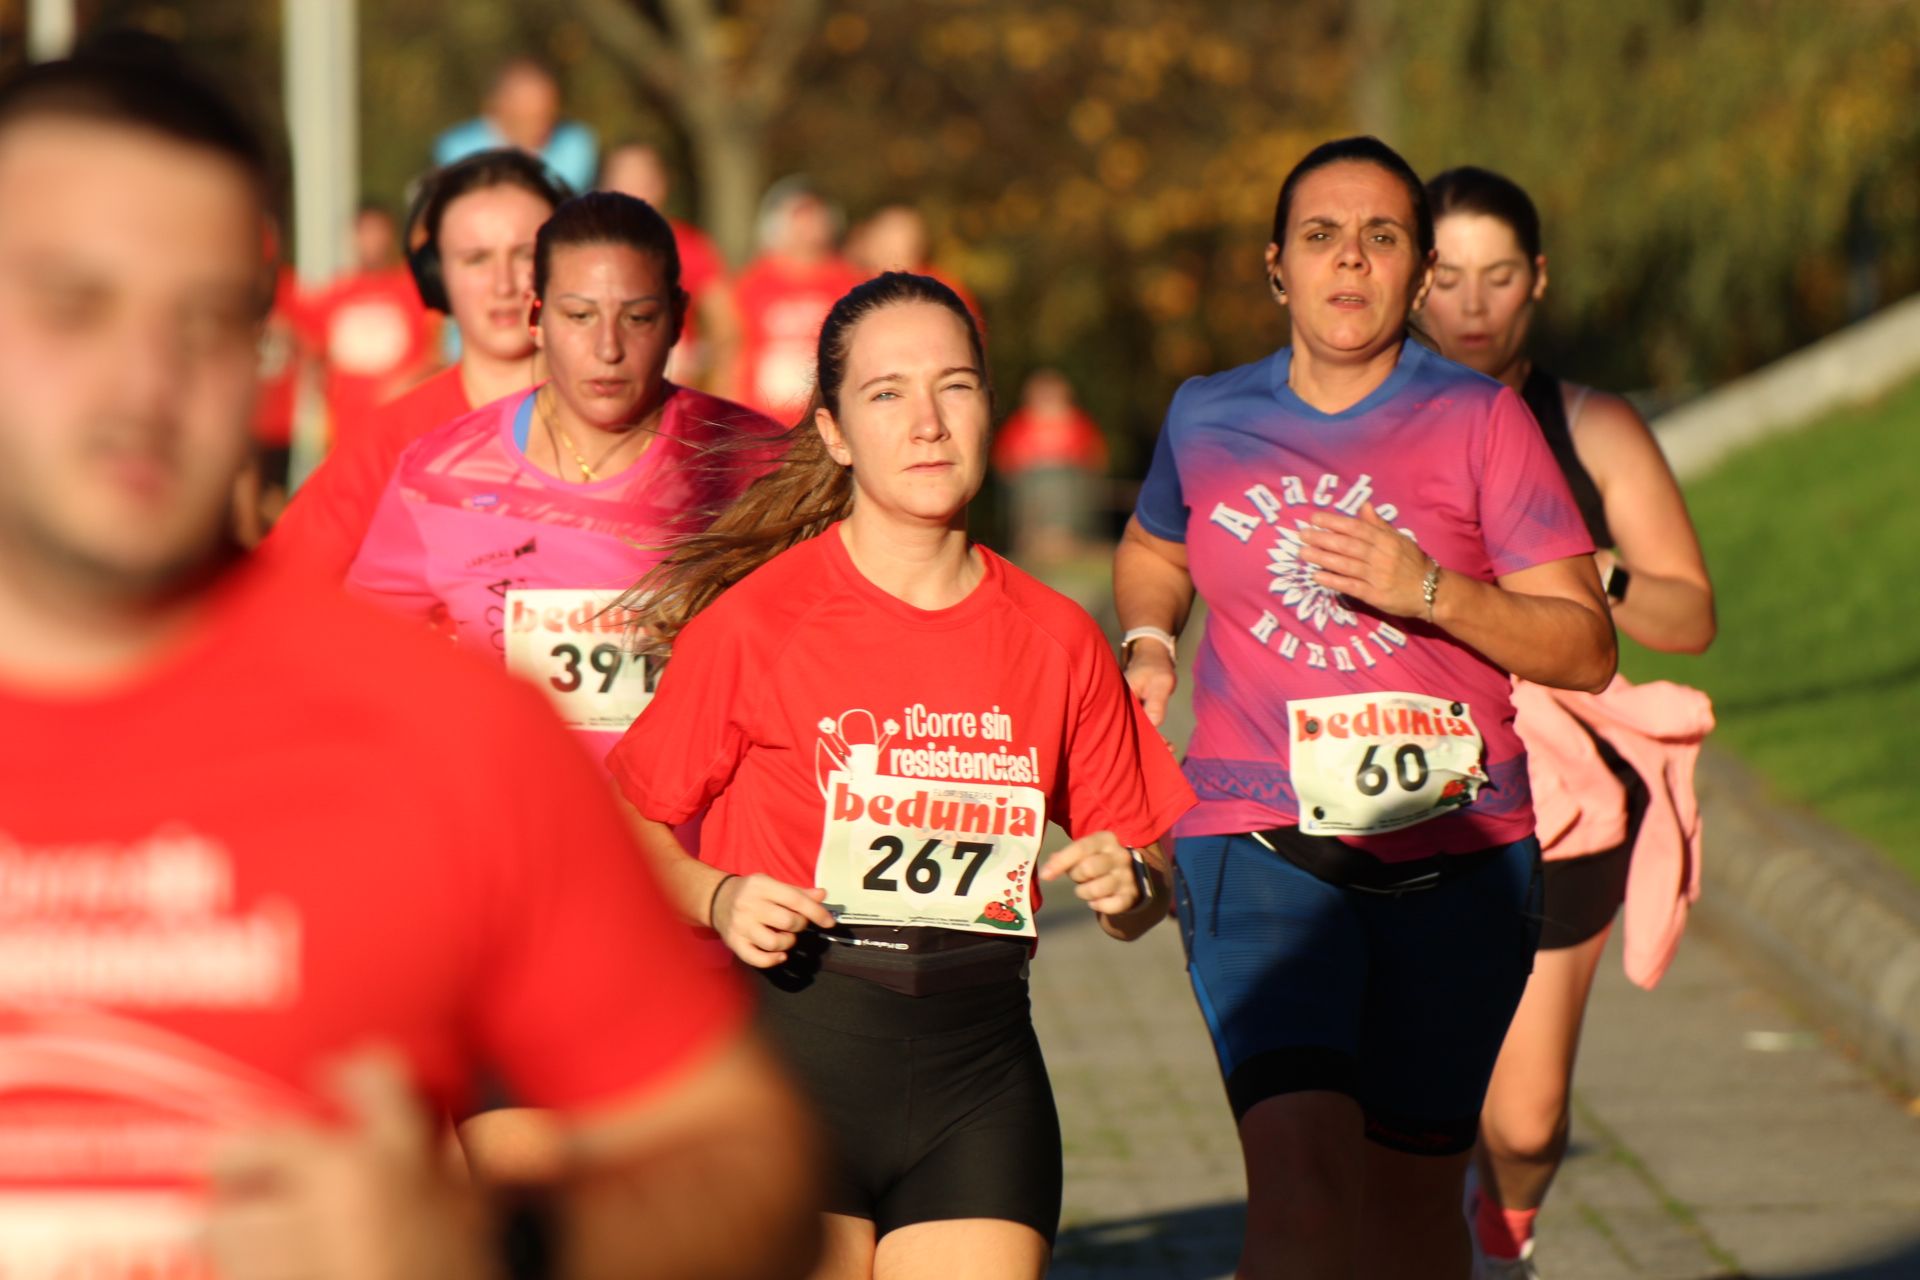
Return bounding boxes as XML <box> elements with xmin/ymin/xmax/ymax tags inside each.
<box><xmin>1421</xmin><ymin>558</ymin><xmax>1442</xmax><ymax>623</ymax></box>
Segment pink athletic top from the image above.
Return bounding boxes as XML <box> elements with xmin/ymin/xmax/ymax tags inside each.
<box><xmin>346</xmin><ymin>384</ymin><xmax>779</xmax><ymax>765</ymax></box>
<box><xmin>1136</xmin><ymin>340</ymin><xmax>1594</xmax><ymax>860</ymax></box>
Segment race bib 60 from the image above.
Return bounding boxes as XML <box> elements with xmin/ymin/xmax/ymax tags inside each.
<box><xmin>1288</xmin><ymin>691</ymin><xmax>1487</xmax><ymax>836</ymax></box>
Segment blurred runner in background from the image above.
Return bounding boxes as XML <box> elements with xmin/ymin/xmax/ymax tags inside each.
<box><xmin>847</xmin><ymin>203</ymin><xmax>982</xmax><ymax>330</ymax></box>
<box><xmin>599</xmin><ymin>141</ymin><xmax>741</xmax><ymax>392</ymax></box>
<box><xmin>434</xmin><ymin>54</ymin><xmax>597</xmax><ymax>193</ymax></box>
<box><xmin>266</xmin><ymin>150</ymin><xmax>568</xmax><ymax>578</ymax></box>
<box><xmin>729</xmin><ymin>176</ymin><xmax>862</xmax><ymax>422</ymax></box>
<box><xmin>232</xmin><ymin>230</ymin><xmax>304</xmax><ymax>546</ymax></box>
<box><xmin>297</xmin><ymin>201</ymin><xmax>439</xmax><ymax>453</ymax></box>
<box><xmin>0</xmin><ymin>41</ymin><xmax>819</xmax><ymax>1280</ymax></box>
<box><xmin>991</xmin><ymin>368</ymin><xmax>1109</xmax><ymax>565</ymax></box>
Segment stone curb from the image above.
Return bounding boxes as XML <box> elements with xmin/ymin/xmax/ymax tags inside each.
<box><xmin>1654</xmin><ymin>291</ymin><xmax>1920</xmax><ymax>481</ymax></box>
<box><xmin>1689</xmin><ymin>746</ymin><xmax>1920</xmax><ymax>1095</ymax></box>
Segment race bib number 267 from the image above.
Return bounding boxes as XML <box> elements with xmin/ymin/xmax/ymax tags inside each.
<box><xmin>814</xmin><ymin>772</ymin><xmax>1045</xmax><ymax>938</ymax></box>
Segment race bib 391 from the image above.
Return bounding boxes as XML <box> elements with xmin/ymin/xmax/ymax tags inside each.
<box><xmin>503</xmin><ymin>589</ymin><xmax>658</xmax><ymax>733</ymax></box>
<box><xmin>1288</xmin><ymin>691</ymin><xmax>1487</xmax><ymax>837</ymax></box>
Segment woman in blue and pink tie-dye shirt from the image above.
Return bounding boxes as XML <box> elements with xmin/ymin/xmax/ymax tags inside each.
<box><xmin>1112</xmin><ymin>135</ymin><xmax>1616</xmax><ymax>1280</ymax></box>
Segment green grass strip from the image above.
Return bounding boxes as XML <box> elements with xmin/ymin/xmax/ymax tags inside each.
<box><xmin>1625</xmin><ymin>374</ymin><xmax>1920</xmax><ymax>878</ymax></box>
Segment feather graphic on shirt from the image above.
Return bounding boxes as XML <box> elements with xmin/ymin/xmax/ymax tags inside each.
<box><xmin>814</xmin><ymin>709</ymin><xmax>900</xmax><ymax>795</ymax></box>
<box><xmin>816</xmin><ymin>737</ymin><xmax>848</xmax><ymax>796</ymax></box>
<box><xmin>1268</xmin><ymin>523</ymin><xmax>1359</xmax><ymax>632</ymax></box>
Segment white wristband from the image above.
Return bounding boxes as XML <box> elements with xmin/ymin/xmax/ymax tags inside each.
<box><xmin>1120</xmin><ymin>626</ymin><xmax>1179</xmax><ymax>664</ymax></box>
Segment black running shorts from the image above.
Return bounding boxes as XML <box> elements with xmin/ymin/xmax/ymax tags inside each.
<box><xmin>753</xmin><ymin>964</ymin><xmax>1062</xmax><ymax>1242</ymax></box>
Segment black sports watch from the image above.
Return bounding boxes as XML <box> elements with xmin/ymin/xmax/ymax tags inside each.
<box><xmin>1604</xmin><ymin>562</ymin><xmax>1631</xmax><ymax>604</ymax></box>
<box><xmin>1126</xmin><ymin>847</ymin><xmax>1157</xmax><ymax>908</ymax></box>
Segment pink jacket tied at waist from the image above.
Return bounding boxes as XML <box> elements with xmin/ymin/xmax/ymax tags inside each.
<box><xmin>1511</xmin><ymin>675</ymin><xmax>1716</xmax><ymax>990</ymax></box>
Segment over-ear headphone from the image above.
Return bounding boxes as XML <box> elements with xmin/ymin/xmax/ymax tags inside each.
<box><xmin>405</xmin><ymin>149</ymin><xmax>574</xmax><ymax>314</ymax></box>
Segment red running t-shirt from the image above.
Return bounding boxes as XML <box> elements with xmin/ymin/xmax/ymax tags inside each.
<box><xmin>732</xmin><ymin>255</ymin><xmax>864</xmax><ymax>423</ymax></box>
<box><xmin>608</xmin><ymin>527</ymin><xmax>1195</xmax><ymax>934</ymax></box>
<box><xmin>251</xmin><ymin>267</ymin><xmax>304</xmax><ymax>449</ymax></box>
<box><xmin>665</xmin><ymin>218</ymin><xmax>727</xmax><ymax>386</ymax></box>
<box><xmin>264</xmin><ymin>365</ymin><xmax>473</xmax><ymax>580</ymax></box>
<box><xmin>992</xmin><ymin>406</ymin><xmax>1109</xmax><ymax>476</ymax></box>
<box><xmin>298</xmin><ymin>265</ymin><xmax>440</xmax><ymax>445</ymax></box>
<box><xmin>0</xmin><ymin>564</ymin><xmax>745</xmax><ymax>1274</ymax></box>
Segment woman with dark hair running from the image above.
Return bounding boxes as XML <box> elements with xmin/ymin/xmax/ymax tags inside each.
<box><xmin>1114</xmin><ymin>136</ymin><xmax>1617</xmax><ymax>1279</ymax></box>
<box><xmin>607</xmin><ymin>271</ymin><xmax>1195</xmax><ymax>1279</ymax></box>
<box><xmin>1421</xmin><ymin>165</ymin><xmax>1716</xmax><ymax>1280</ymax></box>
<box><xmin>345</xmin><ymin>191</ymin><xmax>779</xmax><ymax>765</ymax></box>
<box><xmin>267</xmin><ymin>149</ymin><xmax>571</xmax><ymax>577</ymax></box>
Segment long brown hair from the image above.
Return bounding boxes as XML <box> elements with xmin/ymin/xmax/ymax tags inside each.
<box><xmin>629</xmin><ymin>270</ymin><xmax>987</xmax><ymax>648</ymax></box>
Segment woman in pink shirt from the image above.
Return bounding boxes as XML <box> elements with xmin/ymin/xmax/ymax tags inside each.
<box><xmin>1116</xmin><ymin>137</ymin><xmax>1617</xmax><ymax>1280</ymax></box>
<box><xmin>347</xmin><ymin>191</ymin><xmax>780</xmax><ymax>766</ymax></box>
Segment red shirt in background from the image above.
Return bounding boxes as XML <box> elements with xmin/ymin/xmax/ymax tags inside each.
<box><xmin>609</xmin><ymin>527</ymin><xmax>1194</xmax><ymax>911</ymax></box>
<box><xmin>298</xmin><ymin>264</ymin><xmax>439</xmax><ymax>445</ymax></box>
<box><xmin>251</xmin><ymin>267</ymin><xmax>303</xmax><ymax>450</ymax></box>
<box><xmin>666</xmin><ymin>218</ymin><xmax>726</xmax><ymax>385</ymax></box>
<box><xmin>675</xmin><ymin>218</ymin><xmax>725</xmax><ymax>309</ymax></box>
<box><xmin>264</xmin><ymin>365</ymin><xmax>472</xmax><ymax>580</ymax></box>
<box><xmin>732</xmin><ymin>256</ymin><xmax>863</xmax><ymax>423</ymax></box>
<box><xmin>992</xmin><ymin>406</ymin><xmax>1109</xmax><ymax>477</ymax></box>
<box><xmin>0</xmin><ymin>563</ymin><xmax>744</xmax><ymax>1274</ymax></box>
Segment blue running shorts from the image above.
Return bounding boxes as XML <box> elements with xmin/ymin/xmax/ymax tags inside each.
<box><xmin>1174</xmin><ymin>831</ymin><xmax>1542</xmax><ymax>1155</ymax></box>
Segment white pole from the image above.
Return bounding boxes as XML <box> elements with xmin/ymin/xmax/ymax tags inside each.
<box><xmin>28</xmin><ymin>0</ymin><xmax>77</xmax><ymax>62</ymax></box>
<box><xmin>282</xmin><ymin>0</ymin><xmax>358</xmax><ymax>490</ymax></box>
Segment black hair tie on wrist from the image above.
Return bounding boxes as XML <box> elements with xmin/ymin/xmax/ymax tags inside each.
<box><xmin>708</xmin><ymin>873</ymin><xmax>740</xmax><ymax>931</ymax></box>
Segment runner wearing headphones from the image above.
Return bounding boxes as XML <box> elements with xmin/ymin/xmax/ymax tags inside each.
<box><xmin>0</xmin><ymin>43</ymin><xmax>816</xmax><ymax>1280</ymax></box>
<box><xmin>344</xmin><ymin>191</ymin><xmax>779</xmax><ymax>765</ymax></box>
<box><xmin>608</xmin><ymin>271</ymin><xmax>1195</xmax><ymax>1280</ymax></box>
<box><xmin>1421</xmin><ymin>165</ymin><xmax>1716</xmax><ymax>1280</ymax></box>
<box><xmin>266</xmin><ymin>150</ymin><xmax>569</xmax><ymax>578</ymax></box>
<box><xmin>1114</xmin><ymin>136</ymin><xmax>1617</xmax><ymax>1280</ymax></box>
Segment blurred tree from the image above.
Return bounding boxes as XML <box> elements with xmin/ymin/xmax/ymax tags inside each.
<box><xmin>566</xmin><ymin>0</ymin><xmax>827</xmax><ymax>264</ymax></box>
<box><xmin>1390</xmin><ymin>0</ymin><xmax>1920</xmax><ymax>394</ymax></box>
<box><xmin>51</xmin><ymin>1</ymin><xmax>1920</xmax><ymax>448</ymax></box>
<box><xmin>774</xmin><ymin>0</ymin><xmax>1354</xmax><ymax>473</ymax></box>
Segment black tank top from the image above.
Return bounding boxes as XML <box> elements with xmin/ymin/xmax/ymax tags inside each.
<box><xmin>1520</xmin><ymin>367</ymin><xmax>1612</xmax><ymax>548</ymax></box>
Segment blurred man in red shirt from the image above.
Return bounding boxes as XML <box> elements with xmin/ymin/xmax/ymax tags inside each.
<box><xmin>728</xmin><ymin>177</ymin><xmax>862</xmax><ymax>423</ymax></box>
<box><xmin>298</xmin><ymin>202</ymin><xmax>440</xmax><ymax>448</ymax></box>
<box><xmin>992</xmin><ymin>368</ymin><xmax>1111</xmax><ymax>564</ymax></box>
<box><xmin>0</xmin><ymin>40</ymin><xmax>817</xmax><ymax>1280</ymax></box>
<box><xmin>848</xmin><ymin>203</ymin><xmax>983</xmax><ymax>330</ymax></box>
<box><xmin>599</xmin><ymin>141</ymin><xmax>740</xmax><ymax>392</ymax></box>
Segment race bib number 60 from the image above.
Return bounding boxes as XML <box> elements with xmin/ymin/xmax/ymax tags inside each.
<box><xmin>503</xmin><ymin>589</ymin><xmax>658</xmax><ymax>733</ymax></box>
<box><xmin>814</xmin><ymin>772</ymin><xmax>1045</xmax><ymax>938</ymax></box>
<box><xmin>1288</xmin><ymin>691</ymin><xmax>1488</xmax><ymax>837</ymax></box>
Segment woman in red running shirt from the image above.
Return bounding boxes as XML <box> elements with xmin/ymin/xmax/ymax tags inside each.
<box><xmin>608</xmin><ymin>272</ymin><xmax>1194</xmax><ymax>1280</ymax></box>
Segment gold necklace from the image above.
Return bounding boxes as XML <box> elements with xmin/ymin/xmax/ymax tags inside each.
<box><xmin>537</xmin><ymin>389</ymin><xmax>658</xmax><ymax>482</ymax></box>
